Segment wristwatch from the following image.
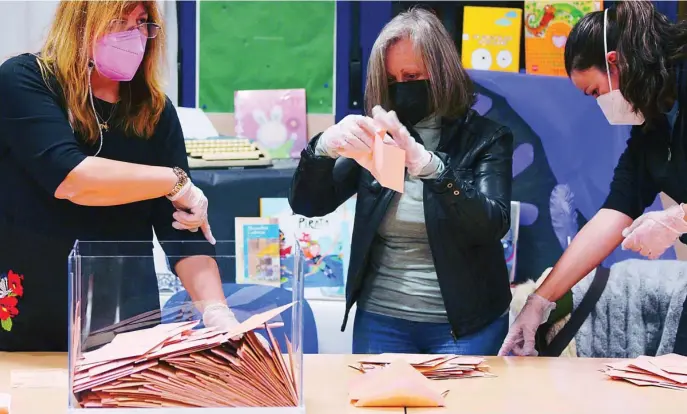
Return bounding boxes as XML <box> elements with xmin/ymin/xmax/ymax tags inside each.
<box><xmin>167</xmin><ymin>166</ymin><xmax>189</xmax><ymax>199</ymax></box>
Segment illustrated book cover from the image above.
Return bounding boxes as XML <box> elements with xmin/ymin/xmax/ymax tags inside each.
<box><xmin>234</xmin><ymin>217</ymin><xmax>281</xmax><ymax>286</ymax></box>
<box><xmin>234</xmin><ymin>88</ymin><xmax>308</xmax><ymax>159</ymax></box>
<box><xmin>259</xmin><ymin>197</ymin><xmax>356</xmax><ymax>299</ymax></box>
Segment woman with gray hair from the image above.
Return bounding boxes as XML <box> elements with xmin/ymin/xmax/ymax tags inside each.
<box><xmin>289</xmin><ymin>7</ymin><xmax>514</xmax><ymax>355</ymax></box>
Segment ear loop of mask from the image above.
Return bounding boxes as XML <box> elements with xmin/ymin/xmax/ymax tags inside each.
<box><xmin>603</xmin><ymin>9</ymin><xmax>613</xmax><ymax>93</ymax></box>
<box><xmin>87</xmin><ymin>60</ymin><xmax>104</xmax><ymax>157</ymax></box>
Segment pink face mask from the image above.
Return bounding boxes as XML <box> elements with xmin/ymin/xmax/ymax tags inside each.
<box><xmin>93</xmin><ymin>29</ymin><xmax>147</xmax><ymax>81</ymax></box>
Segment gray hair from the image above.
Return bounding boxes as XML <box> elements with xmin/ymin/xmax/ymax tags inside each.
<box><xmin>364</xmin><ymin>7</ymin><xmax>475</xmax><ymax>119</ymax></box>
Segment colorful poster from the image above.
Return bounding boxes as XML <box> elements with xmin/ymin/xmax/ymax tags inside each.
<box><xmin>234</xmin><ymin>89</ymin><xmax>308</xmax><ymax>159</ymax></box>
<box><xmin>234</xmin><ymin>218</ymin><xmax>280</xmax><ymax>286</ymax></box>
<box><xmin>461</xmin><ymin>6</ymin><xmax>522</xmax><ymax>73</ymax></box>
<box><xmin>525</xmin><ymin>1</ymin><xmax>603</xmax><ymax>77</ymax></box>
<box><xmin>260</xmin><ymin>197</ymin><xmax>356</xmax><ymax>299</ymax></box>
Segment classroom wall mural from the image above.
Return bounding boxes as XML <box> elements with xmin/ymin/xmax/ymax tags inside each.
<box><xmin>470</xmin><ymin>70</ymin><xmax>675</xmax><ymax>282</ymax></box>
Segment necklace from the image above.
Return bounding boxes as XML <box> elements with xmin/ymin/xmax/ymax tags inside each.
<box><xmin>95</xmin><ymin>101</ymin><xmax>118</xmax><ymax>132</ymax></box>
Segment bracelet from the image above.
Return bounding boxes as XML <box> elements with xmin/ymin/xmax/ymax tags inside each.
<box><xmin>167</xmin><ymin>166</ymin><xmax>189</xmax><ymax>199</ymax></box>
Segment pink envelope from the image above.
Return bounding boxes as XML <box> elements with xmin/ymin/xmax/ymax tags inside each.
<box><xmin>340</xmin><ymin>133</ymin><xmax>405</xmax><ymax>193</ymax></box>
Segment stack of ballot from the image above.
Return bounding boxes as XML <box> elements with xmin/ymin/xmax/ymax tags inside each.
<box><xmin>72</xmin><ymin>303</ymin><xmax>299</xmax><ymax>408</ymax></box>
<box><xmin>602</xmin><ymin>354</ymin><xmax>687</xmax><ymax>390</ymax></box>
<box><xmin>351</xmin><ymin>354</ymin><xmax>493</xmax><ymax>380</ymax></box>
<box><xmin>349</xmin><ymin>360</ymin><xmax>449</xmax><ymax>408</ymax></box>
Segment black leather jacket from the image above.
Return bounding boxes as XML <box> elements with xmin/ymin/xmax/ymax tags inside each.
<box><xmin>289</xmin><ymin>110</ymin><xmax>514</xmax><ymax>338</ymax></box>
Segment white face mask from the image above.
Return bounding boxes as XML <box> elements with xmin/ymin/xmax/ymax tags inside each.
<box><xmin>596</xmin><ymin>9</ymin><xmax>644</xmax><ymax>126</ymax></box>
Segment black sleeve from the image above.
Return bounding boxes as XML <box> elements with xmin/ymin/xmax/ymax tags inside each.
<box><xmin>601</xmin><ymin>131</ymin><xmax>659</xmax><ymax>219</ymax></box>
<box><xmin>0</xmin><ymin>55</ymin><xmax>87</xmax><ymax>194</ymax></box>
<box><xmin>424</xmin><ymin>127</ymin><xmax>513</xmax><ymax>245</ymax></box>
<box><xmin>288</xmin><ymin>134</ymin><xmax>360</xmax><ymax>217</ymax></box>
<box><xmin>151</xmin><ymin>99</ymin><xmax>216</xmax><ymax>262</ymax></box>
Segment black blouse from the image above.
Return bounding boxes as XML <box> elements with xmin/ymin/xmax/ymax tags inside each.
<box><xmin>0</xmin><ymin>53</ymin><xmax>214</xmax><ymax>255</ymax></box>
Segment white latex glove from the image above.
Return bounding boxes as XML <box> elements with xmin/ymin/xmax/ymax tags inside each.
<box><xmin>371</xmin><ymin>105</ymin><xmax>431</xmax><ymax>176</ymax></box>
<box><xmin>202</xmin><ymin>302</ymin><xmax>243</xmax><ymax>340</ymax></box>
<box><xmin>202</xmin><ymin>303</ymin><xmax>270</xmax><ymax>349</ymax></box>
<box><xmin>167</xmin><ymin>181</ymin><xmax>216</xmax><ymax>245</ymax></box>
<box><xmin>498</xmin><ymin>293</ymin><xmax>556</xmax><ymax>356</ymax></box>
<box><xmin>621</xmin><ymin>204</ymin><xmax>687</xmax><ymax>259</ymax></box>
<box><xmin>316</xmin><ymin>114</ymin><xmax>377</xmax><ymax>158</ymax></box>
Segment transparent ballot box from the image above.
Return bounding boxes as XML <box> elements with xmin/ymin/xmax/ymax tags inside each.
<box><xmin>68</xmin><ymin>240</ymin><xmax>305</xmax><ymax>413</ymax></box>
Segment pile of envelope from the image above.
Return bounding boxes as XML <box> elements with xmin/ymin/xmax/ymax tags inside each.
<box><xmin>72</xmin><ymin>303</ymin><xmax>299</xmax><ymax>408</ymax></box>
<box><xmin>602</xmin><ymin>353</ymin><xmax>687</xmax><ymax>390</ymax></box>
<box><xmin>352</xmin><ymin>354</ymin><xmax>493</xmax><ymax>380</ymax></box>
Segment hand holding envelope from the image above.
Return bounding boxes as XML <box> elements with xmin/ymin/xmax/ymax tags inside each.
<box><xmin>371</xmin><ymin>105</ymin><xmax>432</xmax><ymax>177</ymax></box>
<box><xmin>316</xmin><ymin>114</ymin><xmax>377</xmax><ymax>159</ymax></box>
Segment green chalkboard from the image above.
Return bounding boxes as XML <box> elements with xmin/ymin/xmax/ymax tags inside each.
<box><xmin>198</xmin><ymin>0</ymin><xmax>335</xmax><ymax>114</ymax></box>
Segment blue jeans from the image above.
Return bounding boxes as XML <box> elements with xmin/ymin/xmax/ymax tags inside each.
<box><xmin>352</xmin><ymin>309</ymin><xmax>508</xmax><ymax>355</ymax></box>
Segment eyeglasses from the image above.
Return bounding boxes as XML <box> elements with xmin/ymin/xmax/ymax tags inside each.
<box><xmin>107</xmin><ymin>19</ymin><xmax>161</xmax><ymax>39</ymax></box>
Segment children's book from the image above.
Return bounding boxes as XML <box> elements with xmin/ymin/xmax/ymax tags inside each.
<box><xmin>259</xmin><ymin>197</ymin><xmax>357</xmax><ymax>299</ymax></box>
<box><xmin>234</xmin><ymin>217</ymin><xmax>281</xmax><ymax>286</ymax></box>
<box><xmin>462</xmin><ymin>6</ymin><xmax>522</xmax><ymax>73</ymax></box>
<box><xmin>524</xmin><ymin>1</ymin><xmax>603</xmax><ymax>76</ymax></box>
<box><xmin>503</xmin><ymin>201</ymin><xmax>522</xmax><ymax>283</ymax></box>
<box><xmin>234</xmin><ymin>89</ymin><xmax>308</xmax><ymax>159</ymax></box>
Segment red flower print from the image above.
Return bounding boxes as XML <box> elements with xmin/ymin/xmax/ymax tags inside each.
<box><xmin>7</xmin><ymin>270</ymin><xmax>23</xmax><ymax>297</ymax></box>
<box><xmin>0</xmin><ymin>296</ymin><xmax>19</xmax><ymax>321</ymax></box>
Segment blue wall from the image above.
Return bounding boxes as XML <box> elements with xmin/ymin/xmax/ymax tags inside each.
<box><xmin>177</xmin><ymin>0</ymin><xmax>679</xmax><ymax>116</ymax></box>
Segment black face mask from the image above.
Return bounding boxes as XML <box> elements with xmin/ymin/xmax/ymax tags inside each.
<box><xmin>388</xmin><ymin>80</ymin><xmax>431</xmax><ymax>126</ymax></box>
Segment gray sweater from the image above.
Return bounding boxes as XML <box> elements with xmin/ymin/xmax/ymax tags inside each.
<box><xmin>573</xmin><ymin>259</ymin><xmax>687</xmax><ymax>357</ymax></box>
<box><xmin>357</xmin><ymin>116</ymin><xmax>448</xmax><ymax>323</ymax></box>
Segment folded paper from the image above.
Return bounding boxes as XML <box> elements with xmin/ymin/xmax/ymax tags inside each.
<box><xmin>72</xmin><ymin>302</ymin><xmax>299</xmax><ymax>408</ymax></box>
<box><xmin>340</xmin><ymin>131</ymin><xmax>405</xmax><ymax>193</ymax></box>
<box><xmin>350</xmin><ymin>360</ymin><xmax>446</xmax><ymax>408</ymax></box>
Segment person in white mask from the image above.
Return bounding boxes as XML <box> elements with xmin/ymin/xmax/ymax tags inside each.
<box><xmin>499</xmin><ymin>0</ymin><xmax>687</xmax><ymax>357</ymax></box>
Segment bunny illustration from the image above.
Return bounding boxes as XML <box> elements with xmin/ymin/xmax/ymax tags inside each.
<box><xmin>252</xmin><ymin>105</ymin><xmax>293</xmax><ymax>152</ymax></box>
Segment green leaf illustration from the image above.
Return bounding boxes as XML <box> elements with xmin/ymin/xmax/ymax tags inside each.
<box><xmin>1</xmin><ymin>318</ymin><xmax>12</xmax><ymax>331</ymax></box>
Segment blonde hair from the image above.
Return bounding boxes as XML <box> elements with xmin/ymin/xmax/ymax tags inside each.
<box><xmin>364</xmin><ymin>7</ymin><xmax>475</xmax><ymax>119</ymax></box>
<box><xmin>38</xmin><ymin>1</ymin><xmax>166</xmax><ymax>143</ymax></box>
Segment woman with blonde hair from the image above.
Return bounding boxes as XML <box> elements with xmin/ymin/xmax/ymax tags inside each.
<box><xmin>289</xmin><ymin>7</ymin><xmax>514</xmax><ymax>354</ymax></box>
<box><xmin>0</xmin><ymin>1</ymin><xmax>237</xmax><ymax>352</ymax></box>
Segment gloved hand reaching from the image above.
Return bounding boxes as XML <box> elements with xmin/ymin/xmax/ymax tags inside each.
<box><xmin>371</xmin><ymin>105</ymin><xmax>432</xmax><ymax>177</ymax></box>
<box><xmin>315</xmin><ymin>115</ymin><xmax>377</xmax><ymax>158</ymax></box>
<box><xmin>202</xmin><ymin>302</ymin><xmax>271</xmax><ymax>349</ymax></box>
<box><xmin>202</xmin><ymin>302</ymin><xmax>243</xmax><ymax>340</ymax></box>
<box><xmin>498</xmin><ymin>293</ymin><xmax>556</xmax><ymax>356</ymax></box>
<box><xmin>621</xmin><ymin>204</ymin><xmax>687</xmax><ymax>259</ymax></box>
<box><xmin>167</xmin><ymin>180</ymin><xmax>216</xmax><ymax>245</ymax></box>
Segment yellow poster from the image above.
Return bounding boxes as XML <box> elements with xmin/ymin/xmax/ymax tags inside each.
<box><xmin>525</xmin><ymin>1</ymin><xmax>604</xmax><ymax>77</ymax></box>
<box><xmin>462</xmin><ymin>6</ymin><xmax>523</xmax><ymax>73</ymax></box>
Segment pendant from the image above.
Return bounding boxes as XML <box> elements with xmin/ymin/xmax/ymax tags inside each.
<box><xmin>100</xmin><ymin>122</ymin><xmax>108</xmax><ymax>132</ymax></box>
<box><xmin>668</xmin><ymin>147</ymin><xmax>672</xmax><ymax>162</ymax></box>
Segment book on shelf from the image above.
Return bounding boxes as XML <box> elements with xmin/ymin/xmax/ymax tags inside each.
<box><xmin>234</xmin><ymin>88</ymin><xmax>308</xmax><ymax>159</ymax></box>
<box><xmin>234</xmin><ymin>217</ymin><xmax>281</xmax><ymax>287</ymax></box>
<box><xmin>524</xmin><ymin>1</ymin><xmax>603</xmax><ymax>77</ymax></box>
<box><xmin>259</xmin><ymin>197</ymin><xmax>356</xmax><ymax>299</ymax></box>
<box><xmin>462</xmin><ymin>6</ymin><xmax>522</xmax><ymax>73</ymax></box>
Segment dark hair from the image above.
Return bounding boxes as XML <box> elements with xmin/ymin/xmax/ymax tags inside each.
<box><xmin>564</xmin><ymin>0</ymin><xmax>687</xmax><ymax>123</ymax></box>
